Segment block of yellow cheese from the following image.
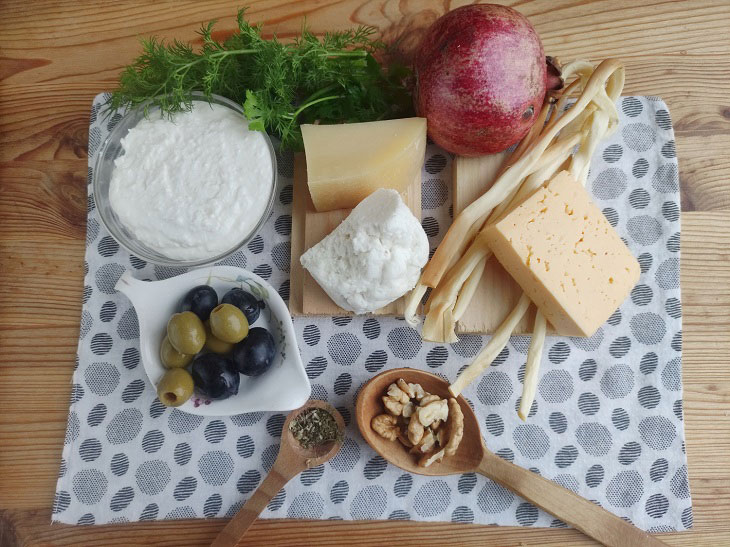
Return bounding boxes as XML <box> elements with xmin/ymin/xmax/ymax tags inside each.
<box><xmin>301</xmin><ymin>118</ymin><xmax>427</xmax><ymax>212</ymax></box>
<box><xmin>486</xmin><ymin>171</ymin><xmax>640</xmax><ymax>337</ymax></box>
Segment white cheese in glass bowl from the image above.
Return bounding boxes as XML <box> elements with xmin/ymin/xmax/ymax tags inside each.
<box><xmin>108</xmin><ymin>102</ymin><xmax>274</xmax><ymax>261</ymax></box>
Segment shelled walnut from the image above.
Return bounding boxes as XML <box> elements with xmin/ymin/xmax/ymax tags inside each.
<box><xmin>370</xmin><ymin>378</ymin><xmax>465</xmax><ymax>467</ymax></box>
<box><xmin>371</xmin><ymin>414</ymin><xmax>399</xmax><ymax>441</ymax></box>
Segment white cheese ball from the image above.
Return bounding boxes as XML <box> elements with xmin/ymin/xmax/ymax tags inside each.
<box><xmin>301</xmin><ymin>188</ymin><xmax>429</xmax><ymax>314</ymax></box>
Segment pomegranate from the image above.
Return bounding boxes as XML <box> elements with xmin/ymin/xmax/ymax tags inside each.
<box><xmin>414</xmin><ymin>4</ymin><xmax>559</xmax><ymax>156</ymax></box>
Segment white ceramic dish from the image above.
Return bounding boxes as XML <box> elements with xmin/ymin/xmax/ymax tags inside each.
<box><xmin>115</xmin><ymin>266</ymin><xmax>310</xmax><ymax>416</ymax></box>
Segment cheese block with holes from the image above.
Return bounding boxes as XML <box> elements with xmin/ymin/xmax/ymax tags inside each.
<box><xmin>486</xmin><ymin>171</ymin><xmax>640</xmax><ymax>337</ymax></box>
<box><xmin>301</xmin><ymin>118</ymin><xmax>427</xmax><ymax>212</ymax></box>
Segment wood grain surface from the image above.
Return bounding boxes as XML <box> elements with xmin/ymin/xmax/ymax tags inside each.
<box><xmin>1</xmin><ymin>1</ymin><xmax>729</xmax><ymax>545</ymax></box>
<box><xmin>451</xmin><ymin>150</ymin><xmax>547</xmax><ymax>335</ymax></box>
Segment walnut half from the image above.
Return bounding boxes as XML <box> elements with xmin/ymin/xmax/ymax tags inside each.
<box><xmin>382</xmin><ymin>396</ymin><xmax>403</xmax><ymax>416</ymax></box>
<box><xmin>396</xmin><ymin>378</ymin><xmax>415</xmax><ymax>398</ymax></box>
<box><xmin>387</xmin><ymin>383</ymin><xmax>410</xmax><ymax>404</ymax></box>
<box><xmin>444</xmin><ymin>398</ymin><xmax>464</xmax><ymax>456</ymax></box>
<box><xmin>402</xmin><ymin>401</ymin><xmax>416</xmax><ymax>418</ymax></box>
<box><xmin>407</xmin><ymin>412</ymin><xmax>425</xmax><ymax>445</ymax></box>
<box><xmin>371</xmin><ymin>414</ymin><xmax>399</xmax><ymax>441</ymax></box>
<box><xmin>417</xmin><ymin>399</ymin><xmax>449</xmax><ymax>427</ymax></box>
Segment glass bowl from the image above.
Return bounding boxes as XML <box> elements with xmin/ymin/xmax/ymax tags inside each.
<box><xmin>93</xmin><ymin>92</ymin><xmax>277</xmax><ymax>268</ymax></box>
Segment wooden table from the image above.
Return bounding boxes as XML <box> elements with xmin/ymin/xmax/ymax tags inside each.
<box><xmin>1</xmin><ymin>1</ymin><xmax>728</xmax><ymax>545</ymax></box>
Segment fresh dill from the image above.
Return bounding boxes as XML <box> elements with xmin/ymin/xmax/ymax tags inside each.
<box><xmin>108</xmin><ymin>9</ymin><xmax>412</xmax><ymax>150</ymax></box>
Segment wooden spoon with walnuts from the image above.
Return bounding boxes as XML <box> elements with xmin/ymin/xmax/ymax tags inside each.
<box><xmin>356</xmin><ymin>368</ymin><xmax>667</xmax><ymax>547</ymax></box>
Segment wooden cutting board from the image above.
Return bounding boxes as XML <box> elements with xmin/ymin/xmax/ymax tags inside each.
<box><xmin>289</xmin><ymin>154</ymin><xmax>421</xmax><ymax>317</ymax></box>
<box><xmin>290</xmin><ymin>150</ymin><xmax>553</xmax><ymax>335</ymax></box>
<box><xmin>452</xmin><ymin>153</ymin><xmax>546</xmax><ymax>335</ymax></box>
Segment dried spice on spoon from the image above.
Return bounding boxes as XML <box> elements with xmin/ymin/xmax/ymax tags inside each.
<box><xmin>289</xmin><ymin>407</ymin><xmax>342</xmax><ymax>448</ymax></box>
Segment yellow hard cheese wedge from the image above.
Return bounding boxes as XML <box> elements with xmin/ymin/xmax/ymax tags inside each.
<box><xmin>301</xmin><ymin>118</ymin><xmax>427</xmax><ymax>212</ymax></box>
<box><xmin>486</xmin><ymin>171</ymin><xmax>640</xmax><ymax>337</ymax></box>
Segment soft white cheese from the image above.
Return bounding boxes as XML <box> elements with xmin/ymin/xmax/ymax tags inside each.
<box><xmin>108</xmin><ymin>102</ymin><xmax>273</xmax><ymax>261</ymax></box>
<box><xmin>300</xmin><ymin>189</ymin><xmax>429</xmax><ymax>314</ymax></box>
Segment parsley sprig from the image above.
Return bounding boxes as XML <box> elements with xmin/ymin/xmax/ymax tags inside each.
<box><xmin>108</xmin><ymin>9</ymin><xmax>412</xmax><ymax>150</ymax></box>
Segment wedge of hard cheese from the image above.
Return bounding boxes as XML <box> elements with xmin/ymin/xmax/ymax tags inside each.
<box><xmin>486</xmin><ymin>171</ymin><xmax>640</xmax><ymax>337</ymax></box>
<box><xmin>301</xmin><ymin>118</ymin><xmax>427</xmax><ymax>212</ymax></box>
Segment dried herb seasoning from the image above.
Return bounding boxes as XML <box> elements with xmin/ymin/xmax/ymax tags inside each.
<box><xmin>289</xmin><ymin>408</ymin><xmax>341</xmax><ymax>448</ymax></box>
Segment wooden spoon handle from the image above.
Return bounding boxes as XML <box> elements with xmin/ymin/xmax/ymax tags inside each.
<box><xmin>211</xmin><ymin>462</ymin><xmax>298</xmax><ymax>547</ymax></box>
<box><xmin>477</xmin><ymin>451</ymin><xmax>668</xmax><ymax>547</ymax></box>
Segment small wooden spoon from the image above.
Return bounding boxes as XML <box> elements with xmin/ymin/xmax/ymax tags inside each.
<box><xmin>356</xmin><ymin>368</ymin><xmax>667</xmax><ymax>547</ymax></box>
<box><xmin>212</xmin><ymin>400</ymin><xmax>345</xmax><ymax>547</ymax></box>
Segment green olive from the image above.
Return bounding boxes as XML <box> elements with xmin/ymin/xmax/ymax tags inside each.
<box><xmin>204</xmin><ymin>321</ymin><xmax>234</xmax><ymax>354</ymax></box>
<box><xmin>160</xmin><ymin>336</ymin><xmax>194</xmax><ymax>369</ymax></box>
<box><xmin>209</xmin><ymin>303</ymin><xmax>249</xmax><ymax>343</ymax></box>
<box><xmin>167</xmin><ymin>311</ymin><xmax>205</xmax><ymax>354</ymax></box>
<box><xmin>157</xmin><ymin>368</ymin><xmax>194</xmax><ymax>407</ymax></box>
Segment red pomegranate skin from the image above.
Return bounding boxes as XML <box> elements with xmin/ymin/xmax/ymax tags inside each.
<box><xmin>414</xmin><ymin>4</ymin><xmax>547</xmax><ymax>156</ymax></box>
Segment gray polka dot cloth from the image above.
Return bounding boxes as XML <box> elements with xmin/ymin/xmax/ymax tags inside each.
<box><xmin>53</xmin><ymin>94</ymin><xmax>691</xmax><ymax>531</ymax></box>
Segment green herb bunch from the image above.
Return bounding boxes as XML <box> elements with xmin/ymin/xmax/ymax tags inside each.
<box><xmin>108</xmin><ymin>9</ymin><xmax>413</xmax><ymax>150</ymax></box>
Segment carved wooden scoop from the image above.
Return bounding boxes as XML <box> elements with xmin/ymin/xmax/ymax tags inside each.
<box><xmin>356</xmin><ymin>368</ymin><xmax>667</xmax><ymax>547</ymax></box>
<box><xmin>212</xmin><ymin>400</ymin><xmax>344</xmax><ymax>546</ymax></box>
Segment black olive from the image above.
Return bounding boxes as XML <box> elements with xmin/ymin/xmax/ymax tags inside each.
<box><xmin>232</xmin><ymin>328</ymin><xmax>276</xmax><ymax>377</ymax></box>
<box><xmin>180</xmin><ymin>285</ymin><xmax>218</xmax><ymax>321</ymax></box>
<box><xmin>221</xmin><ymin>288</ymin><xmax>261</xmax><ymax>324</ymax></box>
<box><xmin>191</xmin><ymin>354</ymin><xmax>240</xmax><ymax>400</ymax></box>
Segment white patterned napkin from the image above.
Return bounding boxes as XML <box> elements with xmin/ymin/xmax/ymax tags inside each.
<box><xmin>53</xmin><ymin>95</ymin><xmax>690</xmax><ymax>532</ymax></box>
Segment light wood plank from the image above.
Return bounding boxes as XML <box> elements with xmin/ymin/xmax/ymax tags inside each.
<box><xmin>3</xmin><ymin>508</ymin><xmax>730</xmax><ymax>546</ymax></box>
<box><xmin>451</xmin><ymin>151</ymin><xmax>540</xmax><ymax>335</ymax></box>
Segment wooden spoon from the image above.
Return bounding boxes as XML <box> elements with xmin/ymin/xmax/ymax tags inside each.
<box><xmin>212</xmin><ymin>400</ymin><xmax>345</xmax><ymax>547</ymax></box>
<box><xmin>356</xmin><ymin>368</ymin><xmax>667</xmax><ymax>547</ymax></box>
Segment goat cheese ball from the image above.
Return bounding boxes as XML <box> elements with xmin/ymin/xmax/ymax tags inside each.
<box><xmin>300</xmin><ymin>189</ymin><xmax>429</xmax><ymax>314</ymax></box>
